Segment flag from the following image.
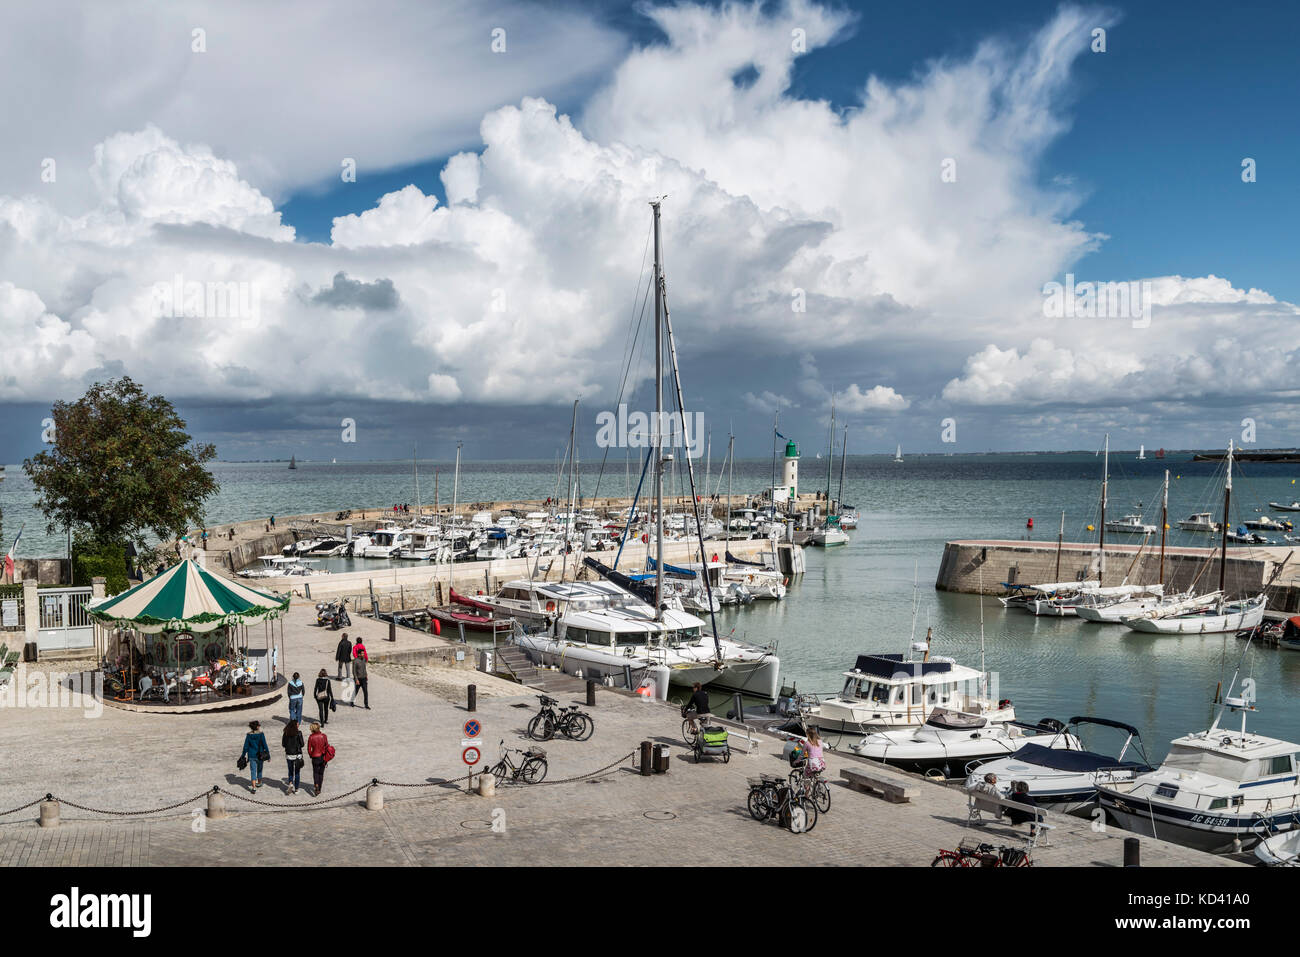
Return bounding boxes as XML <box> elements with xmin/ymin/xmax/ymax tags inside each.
<box><xmin>4</xmin><ymin>525</ymin><xmax>21</xmax><ymax>582</ymax></box>
<box><xmin>775</xmin><ymin>429</ymin><xmax>789</xmax><ymax>440</ymax></box>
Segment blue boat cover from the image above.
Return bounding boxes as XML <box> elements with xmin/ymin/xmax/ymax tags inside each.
<box><xmin>1010</xmin><ymin>742</ymin><xmax>1145</xmax><ymax>773</ymax></box>
<box><xmin>851</xmin><ymin>653</ymin><xmax>953</xmax><ymax>678</ymax></box>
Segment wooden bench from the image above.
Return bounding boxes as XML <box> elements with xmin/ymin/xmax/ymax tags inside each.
<box><xmin>964</xmin><ymin>787</ymin><xmax>1056</xmax><ymax>847</ymax></box>
<box><xmin>839</xmin><ymin>766</ymin><xmax>916</xmax><ymax>804</ymax></box>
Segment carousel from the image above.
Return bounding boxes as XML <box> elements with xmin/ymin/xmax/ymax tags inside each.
<box><xmin>87</xmin><ymin>559</ymin><xmax>290</xmax><ymax>712</ymax></box>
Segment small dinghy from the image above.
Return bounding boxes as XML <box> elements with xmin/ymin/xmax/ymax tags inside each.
<box><xmin>850</xmin><ymin>710</ymin><xmax>1078</xmax><ymax>778</ymax></box>
<box><xmin>1256</xmin><ymin>830</ymin><xmax>1300</xmax><ymax>866</ymax></box>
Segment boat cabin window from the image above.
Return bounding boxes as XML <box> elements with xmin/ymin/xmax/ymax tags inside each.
<box><xmin>1267</xmin><ymin>755</ymin><xmax>1293</xmax><ymax>776</ymax></box>
<box><xmin>1154</xmin><ymin>783</ymin><xmax>1179</xmax><ymax>799</ymax></box>
<box><xmin>1208</xmin><ymin>797</ymin><xmax>1228</xmax><ymax>811</ymax></box>
<box><xmin>1160</xmin><ymin>744</ymin><xmax>1253</xmax><ymax>782</ymax></box>
<box><xmin>566</xmin><ymin>627</ymin><xmax>613</xmax><ymax>647</ymax></box>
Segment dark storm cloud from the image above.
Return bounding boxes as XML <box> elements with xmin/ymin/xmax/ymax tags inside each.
<box><xmin>308</xmin><ymin>272</ymin><xmax>400</xmax><ymax>311</ymax></box>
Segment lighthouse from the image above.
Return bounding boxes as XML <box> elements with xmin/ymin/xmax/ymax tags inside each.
<box><xmin>783</xmin><ymin>439</ymin><xmax>799</xmax><ymax>501</ymax></box>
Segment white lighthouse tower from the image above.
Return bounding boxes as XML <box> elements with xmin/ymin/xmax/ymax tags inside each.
<box><xmin>782</xmin><ymin>438</ymin><xmax>799</xmax><ymax>502</ymax></box>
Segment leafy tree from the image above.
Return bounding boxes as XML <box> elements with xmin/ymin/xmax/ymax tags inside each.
<box><xmin>23</xmin><ymin>377</ymin><xmax>218</xmax><ymax>550</ymax></box>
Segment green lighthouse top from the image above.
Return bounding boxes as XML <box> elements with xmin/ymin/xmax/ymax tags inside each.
<box><xmin>784</xmin><ymin>439</ymin><xmax>798</xmax><ymax>457</ymax></box>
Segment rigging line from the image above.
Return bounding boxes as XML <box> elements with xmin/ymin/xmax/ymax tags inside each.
<box><xmin>591</xmin><ymin>264</ymin><xmax>656</xmax><ymax>502</ymax></box>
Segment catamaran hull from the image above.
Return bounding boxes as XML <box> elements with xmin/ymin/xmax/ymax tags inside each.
<box><xmin>514</xmin><ymin>636</ymin><xmax>677</xmax><ymax>698</ymax></box>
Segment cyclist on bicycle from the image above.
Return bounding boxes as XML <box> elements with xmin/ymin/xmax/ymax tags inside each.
<box><xmin>681</xmin><ymin>682</ymin><xmax>711</xmax><ymax>734</ymax></box>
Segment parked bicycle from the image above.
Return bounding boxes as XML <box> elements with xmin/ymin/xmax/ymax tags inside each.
<box><xmin>746</xmin><ymin>775</ymin><xmax>818</xmax><ymax>833</ymax></box>
<box><xmin>489</xmin><ymin>738</ymin><xmax>548</xmax><ymax>786</ymax></box>
<box><xmin>931</xmin><ymin>840</ymin><xmax>1033</xmax><ymax>867</ymax></box>
<box><xmin>789</xmin><ymin>766</ymin><xmax>831</xmax><ymax>814</ymax></box>
<box><xmin>527</xmin><ymin>695</ymin><xmax>595</xmax><ymax>741</ymax></box>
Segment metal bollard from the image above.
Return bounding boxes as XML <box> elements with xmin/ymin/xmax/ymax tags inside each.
<box><xmin>1124</xmin><ymin>836</ymin><xmax>1141</xmax><ymax>867</ymax></box>
<box><xmin>467</xmin><ymin>683</ymin><xmax>477</xmax><ymax>712</ymax></box>
<box><xmin>206</xmin><ymin>788</ymin><xmax>227</xmax><ymax>819</ymax></box>
<box><xmin>365</xmin><ymin>782</ymin><xmax>384</xmax><ymax>811</ymax></box>
<box><xmin>38</xmin><ymin>796</ymin><xmax>60</xmax><ymax>828</ymax></box>
<box><xmin>586</xmin><ymin>679</ymin><xmax>596</xmax><ymax>707</ymax></box>
<box><xmin>640</xmin><ymin>740</ymin><xmax>653</xmax><ymax>776</ymax></box>
<box><xmin>388</xmin><ymin>617</ymin><xmax>396</xmax><ymax>642</ymax></box>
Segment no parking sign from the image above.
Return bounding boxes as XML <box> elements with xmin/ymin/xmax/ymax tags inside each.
<box><xmin>462</xmin><ymin>745</ymin><xmax>481</xmax><ymax>765</ymax></box>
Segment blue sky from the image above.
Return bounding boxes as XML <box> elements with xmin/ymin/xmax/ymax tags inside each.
<box><xmin>2</xmin><ymin>0</ymin><xmax>1297</xmax><ymax>465</ymax></box>
<box><xmin>281</xmin><ymin>0</ymin><xmax>1300</xmax><ymax>302</ymax></box>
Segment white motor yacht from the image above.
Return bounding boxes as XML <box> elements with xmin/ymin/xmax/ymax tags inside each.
<box><xmin>1098</xmin><ymin>678</ymin><xmax>1300</xmax><ymax>852</ymax></box>
<box><xmin>807</xmin><ymin>638</ymin><xmax>1013</xmax><ymax>734</ymax></box>
<box><xmin>1104</xmin><ymin>513</ymin><xmax>1156</xmax><ymax>535</ymax></box>
<box><xmin>358</xmin><ymin>526</ymin><xmax>411</xmax><ymax>558</ymax></box>
<box><xmin>1178</xmin><ymin>512</ymin><xmax>1220</xmax><ymax>532</ymax></box>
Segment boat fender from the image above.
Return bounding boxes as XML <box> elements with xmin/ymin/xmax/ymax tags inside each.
<box><xmin>431</xmin><ymin>618</ymin><xmax>441</xmax><ymax>636</ymax></box>
<box><xmin>998</xmin><ymin>699</ymin><xmax>1012</xmax><ymax>710</ymax></box>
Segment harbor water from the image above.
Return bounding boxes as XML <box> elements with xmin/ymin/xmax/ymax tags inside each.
<box><xmin>6</xmin><ymin>452</ymin><xmax>1300</xmax><ymax>759</ymax></box>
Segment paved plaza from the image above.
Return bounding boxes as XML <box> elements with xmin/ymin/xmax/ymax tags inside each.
<box><xmin>0</xmin><ymin>604</ymin><xmax>1240</xmax><ymax>867</ymax></box>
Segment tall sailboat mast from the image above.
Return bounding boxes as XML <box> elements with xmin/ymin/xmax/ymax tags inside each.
<box><xmin>1055</xmin><ymin>510</ymin><xmax>1065</xmax><ymax>581</ymax></box>
<box><xmin>1159</xmin><ymin>469</ymin><xmax>1169</xmax><ymax>585</ymax></box>
<box><xmin>651</xmin><ymin>199</ymin><xmax>665</xmax><ymax>620</ymax></box>
<box><xmin>837</xmin><ymin>425</ymin><xmax>848</xmax><ymax>515</ymax></box>
<box><xmin>413</xmin><ymin>445</ymin><xmax>420</xmax><ymax>518</ymax></box>
<box><xmin>725</xmin><ymin>432</ymin><xmax>735</xmax><ymax>549</ymax></box>
<box><xmin>1098</xmin><ymin>434</ymin><xmax>1109</xmax><ymax>584</ymax></box>
<box><xmin>825</xmin><ymin>393</ymin><xmax>835</xmax><ymax>516</ymax></box>
<box><xmin>559</xmin><ymin>399</ymin><xmax>579</xmax><ymax>585</ymax></box>
<box><xmin>446</xmin><ymin>442</ymin><xmax>461</xmax><ymax>600</ymax></box>
<box><xmin>1219</xmin><ymin>440</ymin><xmax>1233</xmax><ymax>596</ymax></box>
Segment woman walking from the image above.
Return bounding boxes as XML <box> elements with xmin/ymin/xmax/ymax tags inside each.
<box><xmin>287</xmin><ymin>671</ymin><xmax>305</xmax><ymax>724</ymax></box>
<box><xmin>313</xmin><ymin>668</ymin><xmax>334</xmax><ymax>725</ymax></box>
<box><xmin>307</xmin><ymin>721</ymin><xmax>331</xmax><ymax>796</ymax></box>
<box><xmin>241</xmin><ymin>720</ymin><xmax>269</xmax><ymax>792</ymax></box>
<box><xmin>283</xmin><ymin>720</ymin><xmax>304</xmax><ymax>794</ymax></box>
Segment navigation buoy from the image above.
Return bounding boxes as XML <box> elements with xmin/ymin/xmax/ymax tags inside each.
<box><xmin>1086</xmin><ymin>524</ymin><xmax>1095</xmax><ymax>532</ymax></box>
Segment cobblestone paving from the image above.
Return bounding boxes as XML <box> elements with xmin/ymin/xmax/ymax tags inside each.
<box><xmin>1</xmin><ymin>652</ymin><xmax>1240</xmax><ymax>866</ymax></box>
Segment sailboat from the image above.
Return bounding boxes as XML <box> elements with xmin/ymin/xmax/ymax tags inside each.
<box><xmin>810</xmin><ymin>397</ymin><xmax>849</xmax><ymax>547</ymax></box>
<box><xmin>1122</xmin><ymin>441</ymin><xmax>1266</xmax><ymax>634</ymax></box>
<box><xmin>1138</xmin><ymin>444</ymin><xmax>1145</xmax><ymax>460</ymax></box>
<box><xmin>893</xmin><ymin>444</ymin><xmax>903</xmax><ymax>463</ymax></box>
<box><xmin>498</xmin><ymin>201</ymin><xmax>781</xmax><ymax>699</ymax></box>
<box><xmin>288</xmin><ymin>455</ymin><xmax>297</xmax><ymax>470</ymax></box>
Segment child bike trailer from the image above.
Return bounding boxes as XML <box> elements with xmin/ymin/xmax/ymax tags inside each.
<box><xmin>694</xmin><ymin>725</ymin><xmax>731</xmax><ymax>763</ymax></box>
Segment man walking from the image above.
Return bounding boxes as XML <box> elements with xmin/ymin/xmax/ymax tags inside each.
<box><xmin>352</xmin><ymin>651</ymin><xmax>370</xmax><ymax>709</ymax></box>
<box><xmin>335</xmin><ymin>632</ymin><xmax>353</xmax><ymax>680</ymax></box>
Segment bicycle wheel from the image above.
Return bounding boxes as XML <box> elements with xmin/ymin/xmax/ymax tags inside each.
<box><xmin>814</xmin><ymin>780</ymin><xmax>831</xmax><ymax>814</ymax></box>
<box><xmin>571</xmin><ymin>711</ymin><xmax>594</xmax><ymax>741</ymax></box>
<box><xmin>560</xmin><ymin>713</ymin><xmax>587</xmax><ymax>740</ymax></box>
<box><xmin>682</xmin><ymin>719</ymin><xmax>699</xmax><ymax>745</ymax></box>
<box><xmin>521</xmin><ymin>757</ymin><xmax>548</xmax><ymax>784</ymax></box>
<box><xmin>527</xmin><ymin>713</ymin><xmax>555</xmax><ymax>741</ymax></box>
<box><xmin>747</xmin><ymin>788</ymin><xmax>772</xmax><ymax>821</ymax></box>
<box><xmin>798</xmin><ymin>797</ymin><xmax>819</xmax><ymax>833</ymax></box>
<box><xmin>490</xmin><ymin>761</ymin><xmax>507</xmax><ymax>787</ymax></box>
<box><xmin>931</xmin><ymin>852</ymin><xmax>966</xmax><ymax>867</ymax></box>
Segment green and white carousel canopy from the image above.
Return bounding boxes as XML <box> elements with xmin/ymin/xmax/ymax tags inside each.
<box><xmin>87</xmin><ymin>559</ymin><xmax>290</xmax><ymax>634</ymax></box>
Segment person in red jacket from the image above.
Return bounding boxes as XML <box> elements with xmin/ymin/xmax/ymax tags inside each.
<box><xmin>352</xmin><ymin>638</ymin><xmax>368</xmax><ymax>663</ymax></box>
<box><xmin>307</xmin><ymin>722</ymin><xmax>332</xmax><ymax>796</ymax></box>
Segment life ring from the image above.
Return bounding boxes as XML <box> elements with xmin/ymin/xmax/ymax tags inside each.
<box><xmin>641</xmin><ymin>533</ymin><xmax>648</xmax><ymax>544</ymax></box>
<box><xmin>545</xmin><ymin>601</ymin><xmax>556</xmax><ymax>613</ymax></box>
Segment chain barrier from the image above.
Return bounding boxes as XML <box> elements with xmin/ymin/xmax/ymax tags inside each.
<box><xmin>1</xmin><ymin>749</ymin><xmax>640</xmax><ymax>818</ymax></box>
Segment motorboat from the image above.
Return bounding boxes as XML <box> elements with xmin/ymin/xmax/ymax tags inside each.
<box><xmin>1245</xmin><ymin>515</ymin><xmax>1289</xmax><ymax>531</ymax></box>
<box><xmin>1255</xmin><ymin>830</ymin><xmax>1300</xmax><ymax>866</ymax></box>
<box><xmin>392</xmin><ymin>527</ymin><xmax>450</xmax><ymax>562</ymax></box>
<box><xmin>807</xmin><ymin>635</ymin><xmax>1014</xmax><ymax>734</ymax></box>
<box><xmin>1269</xmin><ymin>501</ymin><xmax>1300</xmax><ymax>512</ymax></box>
<box><xmin>721</xmin><ymin>550</ymin><xmax>786</xmax><ymax>600</ymax></box>
<box><xmin>1104</xmin><ymin>513</ymin><xmax>1156</xmax><ymax>535</ymax></box>
<box><xmin>358</xmin><ymin>526</ymin><xmax>411</xmax><ymax>558</ymax></box>
<box><xmin>1122</xmin><ymin>593</ymin><xmax>1266</xmax><ymax>634</ymax></box>
<box><xmin>1226</xmin><ymin>527</ymin><xmax>1271</xmax><ymax>545</ymax></box>
<box><xmin>840</xmin><ymin>506</ymin><xmax>859</xmax><ymax>530</ymax></box>
<box><xmin>809</xmin><ymin>514</ymin><xmax>850</xmax><ymax>547</ymax></box>
<box><xmin>238</xmin><ymin>555</ymin><xmax>328</xmax><ymax>579</ymax></box>
<box><xmin>850</xmin><ymin>711</ymin><xmax>1080</xmax><ymax>778</ymax></box>
<box><xmin>474</xmin><ymin>527</ymin><xmax>521</xmax><ymax>561</ymax></box>
<box><xmin>1178</xmin><ymin>512</ymin><xmax>1220</xmax><ymax>532</ymax></box>
<box><xmin>966</xmin><ymin>716</ymin><xmax>1153</xmax><ymax>816</ymax></box>
<box><xmin>1098</xmin><ymin>669</ymin><xmax>1300</xmax><ymax>852</ymax></box>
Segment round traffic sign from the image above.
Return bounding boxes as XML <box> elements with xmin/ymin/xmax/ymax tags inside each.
<box><xmin>462</xmin><ymin>745</ymin><xmax>481</xmax><ymax>765</ymax></box>
<box><xmin>464</xmin><ymin>719</ymin><xmax>481</xmax><ymax>738</ymax></box>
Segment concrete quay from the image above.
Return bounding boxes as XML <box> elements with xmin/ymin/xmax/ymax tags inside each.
<box><xmin>936</xmin><ymin>539</ymin><xmax>1300</xmax><ymax>614</ymax></box>
<box><xmin>0</xmin><ymin>598</ymin><xmax>1238</xmax><ymax>868</ymax></box>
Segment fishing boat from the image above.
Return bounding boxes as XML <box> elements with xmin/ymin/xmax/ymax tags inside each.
<box><xmin>1098</xmin><ymin>645</ymin><xmax>1300</xmax><ymax>852</ymax></box>
<box><xmin>1104</xmin><ymin>513</ymin><xmax>1156</xmax><ymax>535</ymax></box>
<box><xmin>850</xmin><ymin>711</ymin><xmax>1079</xmax><ymax>778</ymax></box>
<box><xmin>1178</xmin><ymin>512</ymin><xmax>1220</xmax><ymax>532</ymax></box>
<box><xmin>806</xmin><ymin>631</ymin><xmax>1014</xmax><ymax>734</ymax></box>
<box><xmin>965</xmin><ymin>717</ymin><xmax>1153</xmax><ymax>816</ymax></box>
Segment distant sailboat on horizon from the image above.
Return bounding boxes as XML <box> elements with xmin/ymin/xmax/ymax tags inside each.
<box><xmin>893</xmin><ymin>444</ymin><xmax>903</xmax><ymax>463</ymax></box>
<box><xmin>1138</xmin><ymin>445</ymin><xmax>1146</xmax><ymax>460</ymax></box>
<box><xmin>288</xmin><ymin>455</ymin><xmax>297</xmax><ymax>470</ymax></box>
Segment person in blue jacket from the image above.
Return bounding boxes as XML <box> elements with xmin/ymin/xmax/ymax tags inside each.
<box><xmin>242</xmin><ymin>720</ymin><xmax>269</xmax><ymax>792</ymax></box>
